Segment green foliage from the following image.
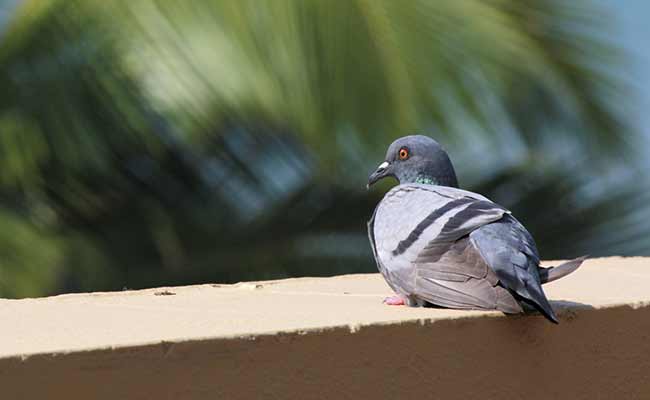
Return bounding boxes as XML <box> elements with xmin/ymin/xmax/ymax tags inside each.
<box><xmin>0</xmin><ymin>0</ymin><xmax>643</xmax><ymax>298</ymax></box>
<box><xmin>0</xmin><ymin>206</ymin><xmax>62</xmax><ymax>297</ymax></box>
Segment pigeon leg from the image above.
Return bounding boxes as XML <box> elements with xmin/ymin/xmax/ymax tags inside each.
<box><xmin>383</xmin><ymin>295</ymin><xmax>406</xmax><ymax>305</ymax></box>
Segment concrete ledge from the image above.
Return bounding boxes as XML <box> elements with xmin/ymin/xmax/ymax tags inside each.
<box><xmin>1</xmin><ymin>257</ymin><xmax>649</xmax><ymax>399</ymax></box>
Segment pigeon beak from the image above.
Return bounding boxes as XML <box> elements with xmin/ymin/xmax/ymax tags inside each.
<box><xmin>367</xmin><ymin>161</ymin><xmax>391</xmax><ymax>189</ymax></box>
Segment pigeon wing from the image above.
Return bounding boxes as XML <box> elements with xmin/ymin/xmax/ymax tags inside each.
<box><xmin>415</xmin><ymin>236</ymin><xmax>522</xmax><ymax>312</ymax></box>
<box><xmin>469</xmin><ymin>215</ymin><xmax>558</xmax><ymax>322</ymax></box>
<box><xmin>411</xmin><ymin>195</ymin><xmax>522</xmax><ymax>312</ymax></box>
<box><xmin>373</xmin><ymin>184</ymin><xmax>517</xmax><ymax>312</ymax></box>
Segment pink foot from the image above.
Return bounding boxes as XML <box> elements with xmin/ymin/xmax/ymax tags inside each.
<box><xmin>383</xmin><ymin>295</ymin><xmax>405</xmax><ymax>306</ymax></box>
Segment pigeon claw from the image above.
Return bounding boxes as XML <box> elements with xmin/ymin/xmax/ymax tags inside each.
<box><xmin>383</xmin><ymin>295</ymin><xmax>406</xmax><ymax>306</ymax></box>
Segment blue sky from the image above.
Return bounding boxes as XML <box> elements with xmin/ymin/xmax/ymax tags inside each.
<box><xmin>608</xmin><ymin>0</ymin><xmax>650</xmax><ymax>153</ymax></box>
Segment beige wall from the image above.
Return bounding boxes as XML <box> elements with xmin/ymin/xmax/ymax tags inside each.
<box><xmin>2</xmin><ymin>257</ymin><xmax>650</xmax><ymax>399</ymax></box>
<box><xmin>2</xmin><ymin>304</ymin><xmax>650</xmax><ymax>400</ymax></box>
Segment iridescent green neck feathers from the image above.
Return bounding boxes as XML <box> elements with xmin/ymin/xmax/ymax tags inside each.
<box><xmin>414</xmin><ymin>176</ymin><xmax>437</xmax><ymax>185</ymax></box>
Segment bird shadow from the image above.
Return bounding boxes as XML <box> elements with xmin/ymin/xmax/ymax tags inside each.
<box><xmin>549</xmin><ymin>299</ymin><xmax>594</xmax><ymax>310</ymax></box>
<box><xmin>500</xmin><ymin>299</ymin><xmax>595</xmax><ymax>322</ymax></box>
<box><xmin>423</xmin><ymin>299</ymin><xmax>595</xmax><ymax>320</ymax></box>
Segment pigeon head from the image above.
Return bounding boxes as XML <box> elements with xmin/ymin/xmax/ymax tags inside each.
<box><xmin>368</xmin><ymin>135</ymin><xmax>458</xmax><ymax>188</ymax></box>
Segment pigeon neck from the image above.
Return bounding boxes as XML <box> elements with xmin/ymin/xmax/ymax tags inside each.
<box><xmin>394</xmin><ymin>156</ymin><xmax>459</xmax><ymax>187</ymax></box>
<box><xmin>414</xmin><ymin>176</ymin><xmax>438</xmax><ymax>185</ymax></box>
<box><xmin>403</xmin><ymin>171</ymin><xmax>458</xmax><ymax>188</ymax></box>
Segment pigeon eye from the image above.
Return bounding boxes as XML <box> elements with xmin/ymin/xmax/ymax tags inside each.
<box><xmin>398</xmin><ymin>148</ymin><xmax>409</xmax><ymax>160</ymax></box>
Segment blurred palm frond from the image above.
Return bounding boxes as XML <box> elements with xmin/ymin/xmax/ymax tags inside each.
<box><xmin>0</xmin><ymin>0</ymin><xmax>645</xmax><ymax>297</ymax></box>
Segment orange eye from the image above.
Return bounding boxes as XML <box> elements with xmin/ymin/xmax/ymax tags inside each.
<box><xmin>398</xmin><ymin>148</ymin><xmax>409</xmax><ymax>160</ymax></box>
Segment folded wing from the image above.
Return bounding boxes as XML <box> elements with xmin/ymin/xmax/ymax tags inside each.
<box><xmin>371</xmin><ymin>184</ymin><xmax>560</xmax><ymax>321</ymax></box>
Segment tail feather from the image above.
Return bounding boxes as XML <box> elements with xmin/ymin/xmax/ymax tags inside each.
<box><xmin>539</xmin><ymin>256</ymin><xmax>588</xmax><ymax>284</ymax></box>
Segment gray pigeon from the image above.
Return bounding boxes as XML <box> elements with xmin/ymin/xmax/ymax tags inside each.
<box><xmin>367</xmin><ymin>135</ymin><xmax>586</xmax><ymax>323</ymax></box>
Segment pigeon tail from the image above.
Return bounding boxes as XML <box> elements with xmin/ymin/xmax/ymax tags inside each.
<box><xmin>515</xmin><ymin>295</ymin><xmax>559</xmax><ymax>324</ymax></box>
<box><xmin>539</xmin><ymin>256</ymin><xmax>588</xmax><ymax>284</ymax></box>
<box><xmin>519</xmin><ymin>285</ymin><xmax>559</xmax><ymax>324</ymax></box>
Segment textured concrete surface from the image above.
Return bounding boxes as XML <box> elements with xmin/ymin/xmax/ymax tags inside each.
<box><xmin>1</xmin><ymin>256</ymin><xmax>649</xmax><ymax>399</ymax></box>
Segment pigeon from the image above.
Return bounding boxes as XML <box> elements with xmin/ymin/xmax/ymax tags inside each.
<box><xmin>367</xmin><ymin>135</ymin><xmax>586</xmax><ymax>323</ymax></box>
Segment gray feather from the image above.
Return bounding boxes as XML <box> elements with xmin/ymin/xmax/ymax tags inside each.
<box><xmin>372</xmin><ymin>184</ymin><xmax>526</xmax><ymax>314</ymax></box>
<box><xmin>415</xmin><ymin>237</ymin><xmax>522</xmax><ymax>313</ymax></box>
<box><xmin>539</xmin><ymin>256</ymin><xmax>587</xmax><ymax>284</ymax></box>
<box><xmin>469</xmin><ymin>215</ymin><xmax>559</xmax><ymax>323</ymax></box>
